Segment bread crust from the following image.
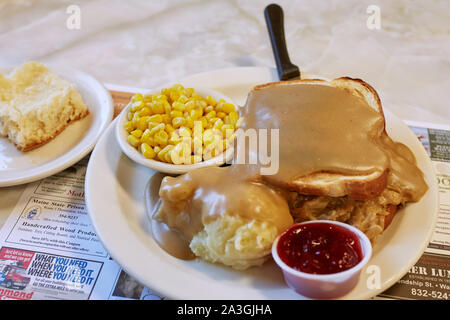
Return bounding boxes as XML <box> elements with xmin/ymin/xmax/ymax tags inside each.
<box><xmin>15</xmin><ymin>109</ymin><xmax>89</xmax><ymax>152</ymax></box>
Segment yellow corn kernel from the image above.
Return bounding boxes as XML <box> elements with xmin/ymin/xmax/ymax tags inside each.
<box><xmin>172</xmin><ymin>117</ymin><xmax>185</xmax><ymax>128</ymax></box>
<box><xmin>143</xmin><ymin>94</ymin><xmax>153</xmax><ymax>102</ymax></box>
<box><xmin>204</xmin><ymin>140</ymin><xmax>222</xmax><ymax>159</ymax></box>
<box><xmin>147</xmin><ymin>121</ymin><xmax>160</xmax><ymax>130</ymax></box>
<box><xmin>208</xmin><ymin>117</ymin><xmax>220</xmax><ymax>124</ymax></box>
<box><xmin>170</xmin><ymin>142</ymin><xmax>188</xmax><ymax>164</ymax></box>
<box><xmin>216</xmin><ymin>111</ymin><xmax>226</xmax><ymax>119</ymax></box>
<box><xmin>154</xmin><ymin>130</ymin><xmax>169</xmax><ymax>146</ymax></box>
<box><xmin>153</xmin><ymin>146</ymin><xmax>162</xmax><ymax>154</ymax></box>
<box><xmin>172</xmin><ymin>101</ymin><xmax>185</xmax><ymax>112</ymax></box>
<box><xmin>222</xmin><ymin>102</ymin><xmax>236</xmax><ymax>114</ymax></box>
<box><xmin>157</xmin><ymin>149</ymin><xmax>167</xmax><ymax>162</ymax></box>
<box><xmin>169</xmin><ymin>137</ymin><xmax>182</xmax><ymax>145</ymax></box>
<box><xmin>141</xmin><ymin>133</ymin><xmax>156</xmax><ymax>147</ymax></box>
<box><xmin>201</xmin><ymin>117</ymin><xmax>208</xmax><ymax>129</ymax></box>
<box><xmin>127</xmin><ymin>111</ymin><xmax>133</xmax><ymax>121</ymax></box>
<box><xmin>161</xmin><ymin>88</ymin><xmax>170</xmax><ymax>97</ymax></box>
<box><xmin>228</xmin><ymin>111</ymin><xmax>239</xmax><ymax>125</ymax></box>
<box><xmin>130</xmin><ymin>101</ymin><xmax>143</xmax><ymax>112</ymax></box>
<box><xmin>205</xmin><ymin>110</ymin><xmax>216</xmax><ymax>120</ymax></box>
<box><xmin>140</xmin><ymin>143</ymin><xmax>156</xmax><ymax>159</ymax></box>
<box><xmin>151</xmin><ymin>101</ymin><xmax>165</xmax><ymax>114</ymax></box>
<box><xmin>137</xmin><ymin>116</ymin><xmax>150</xmax><ymax>131</ymax></box>
<box><xmin>168</xmin><ymin>133</ymin><xmax>182</xmax><ymax>145</ymax></box>
<box><xmin>215</xmin><ymin>101</ymin><xmax>224</xmax><ymax>112</ymax></box>
<box><xmin>178</xmin><ymin>95</ymin><xmax>189</xmax><ymax>104</ymax></box>
<box><xmin>204</xmin><ymin>105</ymin><xmax>214</xmax><ymax>114</ymax></box>
<box><xmin>148</xmin><ymin>114</ymin><xmax>163</xmax><ymax>123</ymax></box>
<box><xmin>149</xmin><ymin>123</ymin><xmax>165</xmax><ymax>136</ymax></box>
<box><xmin>185</xmin><ymin>100</ymin><xmax>195</xmax><ymax>112</ymax></box>
<box><xmin>165</xmin><ymin>124</ymin><xmax>175</xmax><ymax>134</ymax></box>
<box><xmin>164</xmin><ymin>152</ymin><xmax>173</xmax><ymax>163</ymax></box>
<box><xmin>127</xmin><ymin>135</ymin><xmax>141</xmax><ymax>148</ymax></box>
<box><xmin>182</xmin><ymin>141</ymin><xmax>193</xmax><ymax>162</ymax></box>
<box><xmin>131</xmin><ymin>93</ymin><xmax>143</xmax><ymax>102</ymax></box>
<box><xmin>170</xmin><ymin>110</ymin><xmax>183</xmax><ymax>118</ymax></box>
<box><xmin>178</xmin><ymin>126</ymin><xmax>192</xmax><ymax>138</ymax></box>
<box><xmin>213</xmin><ymin>118</ymin><xmax>224</xmax><ymax>130</ymax></box>
<box><xmin>158</xmin><ymin>145</ymin><xmax>173</xmax><ymax>162</ymax></box>
<box><xmin>192</xmin><ymin>136</ymin><xmax>203</xmax><ymax>155</ymax></box>
<box><xmin>190</xmin><ymin>108</ymin><xmax>202</xmax><ymax>120</ymax></box>
<box><xmin>130</xmin><ymin>129</ymin><xmax>143</xmax><ymax>138</ymax></box>
<box><xmin>205</xmin><ymin>95</ymin><xmax>217</xmax><ymax>107</ymax></box>
<box><xmin>169</xmin><ymin>90</ymin><xmax>180</xmax><ymax>102</ymax></box>
<box><xmin>170</xmin><ymin>149</ymin><xmax>183</xmax><ymax>164</ymax></box>
<box><xmin>131</xmin><ymin>112</ymin><xmax>140</xmax><ymax>126</ymax></box>
<box><xmin>184</xmin><ymin>116</ymin><xmax>194</xmax><ymax>129</ymax></box>
<box><xmin>185</xmin><ymin>87</ymin><xmax>195</xmax><ymax>97</ymax></box>
<box><xmin>191</xmin><ymin>93</ymin><xmax>201</xmax><ymax>101</ymax></box>
<box><xmin>199</xmin><ymin>100</ymin><xmax>207</xmax><ymax>110</ymax></box>
<box><xmin>161</xmin><ymin>114</ymin><xmax>171</xmax><ymax>125</ymax></box>
<box><xmin>141</xmin><ymin>128</ymin><xmax>151</xmax><ymax>141</ymax></box>
<box><xmin>156</xmin><ymin>94</ymin><xmax>168</xmax><ymax>101</ymax></box>
<box><xmin>124</xmin><ymin>121</ymin><xmax>135</xmax><ymax>133</ymax></box>
<box><xmin>172</xmin><ymin>84</ymin><xmax>184</xmax><ymax>91</ymax></box>
<box><xmin>202</xmin><ymin>129</ymin><xmax>216</xmax><ymax>146</ymax></box>
<box><xmin>138</xmin><ymin>107</ymin><xmax>152</xmax><ymax>117</ymax></box>
<box><xmin>163</xmin><ymin>101</ymin><xmax>171</xmax><ymax>114</ymax></box>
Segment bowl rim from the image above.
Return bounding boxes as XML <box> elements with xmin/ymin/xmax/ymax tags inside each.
<box><xmin>272</xmin><ymin>220</ymin><xmax>373</xmax><ymax>281</ymax></box>
<box><xmin>115</xmin><ymin>85</ymin><xmax>236</xmax><ymax>174</ymax></box>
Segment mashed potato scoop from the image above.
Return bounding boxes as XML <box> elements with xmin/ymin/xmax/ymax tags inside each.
<box><xmin>148</xmin><ymin>166</ymin><xmax>293</xmax><ymax>270</ymax></box>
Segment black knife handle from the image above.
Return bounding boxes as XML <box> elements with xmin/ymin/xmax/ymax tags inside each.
<box><xmin>264</xmin><ymin>3</ymin><xmax>300</xmax><ymax>80</ymax></box>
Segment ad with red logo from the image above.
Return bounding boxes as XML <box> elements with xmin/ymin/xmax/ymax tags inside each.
<box><xmin>0</xmin><ymin>247</ymin><xmax>103</xmax><ymax>300</ymax></box>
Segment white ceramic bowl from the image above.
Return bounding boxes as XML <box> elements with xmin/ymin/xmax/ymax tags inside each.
<box><xmin>272</xmin><ymin>220</ymin><xmax>373</xmax><ymax>299</ymax></box>
<box><xmin>115</xmin><ymin>85</ymin><xmax>235</xmax><ymax>174</ymax></box>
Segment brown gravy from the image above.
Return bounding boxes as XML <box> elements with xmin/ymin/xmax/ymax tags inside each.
<box><xmin>240</xmin><ymin>82</ymin><xmax>428</xmax><ymax>202</ymax></box>
<box><xmin>150</xmin><ymin>166</ymin><xmax>293</xmax><ymax>259</ymax></box>
<box><xmin>148</xmin><ymin>80</ymin><xmax>428</xmax><ymax>260</ymax></box>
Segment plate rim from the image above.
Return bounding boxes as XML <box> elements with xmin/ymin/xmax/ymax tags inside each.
<box><xmin>85</xmin><ymin>66</ymin><xmax>439</xmax><ymax>300</ymax></box>
<box><xmin>0</xmin><ymin>64</ymin><xmax>114</xmax><ymax>187</ymax></box>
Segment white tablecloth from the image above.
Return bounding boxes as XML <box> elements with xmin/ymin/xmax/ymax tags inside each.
<box><xmin>1</xmin><ymin>0</ymin><xmax>449</xmax><ymax>124</ymax></box>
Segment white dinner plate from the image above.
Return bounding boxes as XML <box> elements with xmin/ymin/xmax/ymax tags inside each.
<box><xmin>85</xmin><ymin>67</ymin><xmax>439</xmax><ymax>299</ymax></box>
<box><xmin>0</xmin><ymin>64</ymin><xmax>114</xmax><ymax>187</ymax></box>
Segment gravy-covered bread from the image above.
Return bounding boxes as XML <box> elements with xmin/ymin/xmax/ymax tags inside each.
<box><xmin>0</xmin><ymin>61</ymin><xmax>88</xmax><ymax>151</ymax></box>
<box><xmin>240</xmin><ymin>77</ymin><xmax>428</xmax><ymax>242</ymax></box>
<box><xmin>242</xmin><ymin>77</ymin><xmax>426</xmax><ymax>202</ymax></box>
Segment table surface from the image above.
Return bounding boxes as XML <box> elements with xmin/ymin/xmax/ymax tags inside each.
<box><xmin>1</xmin><ymin>0</ymin><xmax>449</xmax><ymax>125</ymax></box>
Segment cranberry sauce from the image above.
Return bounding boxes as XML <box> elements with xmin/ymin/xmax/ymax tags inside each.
<box><xmin>277</xmin><ymin>222</ymin><xmax>363</xmax><ymax>274</ymax></box>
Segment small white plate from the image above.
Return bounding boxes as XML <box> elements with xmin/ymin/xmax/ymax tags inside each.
<box><xmin>0</xmin><ymin>64</ymin><xmax>113</xmax><ymax>187</ymax></box>
<box><xmin>85</xmin><ymin>67</ymin><xmax>439</xmax><ymax>299</ymax></box>
<box><xmin>115</xmin><ymin>85</ymin><xmax>234</xmax><ymax>174</ymax></box>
